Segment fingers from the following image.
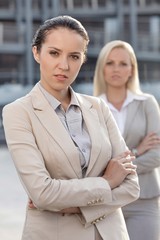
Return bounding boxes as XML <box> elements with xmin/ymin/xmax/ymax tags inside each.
<box><xmin>122</xmin><ymin>162</ymin><xmax>137</xmax><ymax>170</ymax></box>
<box><xmin>150</xmin><ymin>137</ymin><xmax>160</xmax><ymax>146</ymax></box>
<box><xmin>119</xmin><ymin>155</ymin><xmax>135</xmax><ymax>164</ymax></box>
<box><xmin>121</xmin><ymin>162</ymin><xmax>137</xmax><ymax>177</ymax></box>
<box><xmin>28</xmin><ymin>199</ymin><xmax>36</xmax><ymax>209</ymax></box>
<box><xmin>60</xmin><ymin>207</ymin><xmax>80</xmax><ymax>214</ymax></box>
<box><xmin>119</xmin><ymin>156</ymin><xmax>137</xmax><ymax>175</ymax></box>
<box><xmin>125</xmin><ymin>168</ymin><xmax>137</xmax><ymax>175</ymax></box>
<box><xmin>126</xmin><ymin>154</ymin><xmax>135</xmax><ymax>161</ymax></box>
<box><xmin>147</xmin><ymin>132</ymin><xmax>159</xmax><ymax>137</ymax></box>
<box><xmin>144</xmin><ymin>134</ymin><xmax>160</xmax><ymax>150</ymax></box>
<box><xmin>120</xmin><ymin>150</ymin><xmax>132</xmax><ymax>157</ymax></box>
<box><xmin>146</xmin><ymin>133</ymin><xmax>160</xmax><ymax>144</ymax></box>
<box><xmin>113</xmin><ymin>150</ymin><xmax>133</xmax><ymax>162</ymax></box>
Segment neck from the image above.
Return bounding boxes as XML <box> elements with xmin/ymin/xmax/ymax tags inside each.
<box><xmin>40</xmin><ymin>81</ymin><xmax>71</xmax><ymax>110</ymax></box>
<box><xmin>106</xmin><ymin>87</ymin><xmax>127</xmax><ymax>110</ymax></box>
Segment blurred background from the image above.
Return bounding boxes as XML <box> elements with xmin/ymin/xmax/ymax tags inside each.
<box><xmin>0</xmin><ymin>0</ymin><xmax>160</xmax><ymax>143</ymax></box>
<box><xmin>0</xmin><ymin>1</ymin><xmax>160</xmax><ymax>239</ymax></box>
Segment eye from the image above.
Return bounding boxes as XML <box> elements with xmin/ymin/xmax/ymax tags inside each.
<box><xmin>106</xmin><ymin>61</ymin><xmax>113</xmax><ymax>65</ymax></box>
<box><xmin>70</xmin><ymin>54</ymin><xmax>80</xmax><ymax>60</ymax></box>
<box><xmin>120</xmin><ymin>62</ymin><xmax>128</xmax><ymax>67</ymax></box>
<box><xmin>49</xmin><ymin>50</ymin><xmax>59</xmax><ymax>56</ymax></box>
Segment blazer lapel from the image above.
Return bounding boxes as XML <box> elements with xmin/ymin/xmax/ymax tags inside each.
<box><xmin>30</xmin><ymin>85</ymin><xmax>82</xmax><ymax>178</ymax></box>
<box><xmin>76</xmin><ymin>94</ymin><xmax>102</xmax><ymax>176</ymax></box>
<box><xmin>123</xmin><ymin>101</ymin><xmax>141</xmax><ymax>139</ymax></box>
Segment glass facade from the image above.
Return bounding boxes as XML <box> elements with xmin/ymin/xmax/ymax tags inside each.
<box><xmin>0</xmin><ymin>0</ymin><xmax>160</xmax><ymax>143</ymax></box>
<box><xmin>0</xmin><ymin>0</ymin><xmax>160</xmax><ymax>85</ymax></box>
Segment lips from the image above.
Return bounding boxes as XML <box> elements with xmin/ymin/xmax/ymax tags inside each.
<box><xmin>112</xmin><ymin>75</ymin><xmax>121</xmax><ymax>79</ymax></box>
<box><xmin>54</xmin><ymin>74</ymin><xmax>68</xmax><ymax>81</ymax></box>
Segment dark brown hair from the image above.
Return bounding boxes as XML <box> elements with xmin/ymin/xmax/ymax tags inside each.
<box><xmin>32</xmin><ymin>15</ymin><xmax>89</xmax><ymax>59</ymax></box>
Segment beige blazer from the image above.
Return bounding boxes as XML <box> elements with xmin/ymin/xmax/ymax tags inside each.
<box><xmin>123</xmin><ymin>94</ymin><xmax>160</xmax><ymax>199</ymax></box>
<box><xmin>3</xmin><ymin>84</ymin><xmax>139</xmax><ymax>240</ymax></box>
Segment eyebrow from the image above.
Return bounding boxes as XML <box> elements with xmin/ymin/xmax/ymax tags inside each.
<box><xmin>48</xmin><ymin>47</ymin><xmax>81</xmax><ymax>55</ymax></box>
<box><xmin>107</xmin><ymin>58</ymin><xmax>128</xmax><ymax>62</ymax></box>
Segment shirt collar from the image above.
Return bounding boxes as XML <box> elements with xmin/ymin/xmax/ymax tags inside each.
<box><xmin>38</xmin><ymin>82</ymin><xmax>80</xmax><ymax>110</ymax></box>
<box><xmin>100</xmin><ymin>90</ymin><xmax>147</xmax><ymax>111</ymax></box>
<box><xmin>125</xmin><ymin>90</ymin><xmax>147</xmax><ymax>105</ymax></box>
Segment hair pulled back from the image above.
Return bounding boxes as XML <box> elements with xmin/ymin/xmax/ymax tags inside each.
<box><xmin>32</xmin><ymin>15</ymin><xmax>89</xmax><ymax>58</ymax></box>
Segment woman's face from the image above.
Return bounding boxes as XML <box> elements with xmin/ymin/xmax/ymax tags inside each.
<box><xmin>32</xmin><ymin>28</ymin><xmax>86</xmax><ymax>96</ymax></box>
<box><xmin>103</xmin><ymin>47</ymin><xmax>132</xmax><ymax>89</ymax></box>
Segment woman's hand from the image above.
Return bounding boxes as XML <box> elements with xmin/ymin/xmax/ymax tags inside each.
<box><xmin>28</xmin><ymin>199</ymin><xmax>36</xmax><ymax>209</ymax></box>
<box><xmin>136</xmin><ymin>132</ymin><xmax>160</xmax><ymax>156</ymax></box>
<box><xmin>102</xmin><ymin>151</ymin><xmax>137</xmax><ymax>189</ymax></box>
<box><xmin>28</xmin><ymin>199</ymin><xmax>80</xmax><ymax>214</ymax></box>
<box><xmin>60</xmin><ymin>207</ymin><xmax>81</xmax><ymax>214</ymax></box>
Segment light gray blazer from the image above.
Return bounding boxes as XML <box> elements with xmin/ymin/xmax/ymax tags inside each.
<box><xmin>123</xmin><ymin>94</ymin><xmax>160</xmax><ymax>199</ymax></box>
<box><xmin>2</xmin><ymin>84</ymin><xmax>139</xmax><ymax>240</ymax></box>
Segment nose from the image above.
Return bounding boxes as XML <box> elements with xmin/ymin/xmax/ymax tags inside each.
<box><xmin>113</xmin><ymin>64</ymin><xmax>120</xmax><ymax>71</ymax></box>
<box><xmin>58</xmin><ymin>57</ymin><xmax>69</xmax><ymax>70</ymax></box>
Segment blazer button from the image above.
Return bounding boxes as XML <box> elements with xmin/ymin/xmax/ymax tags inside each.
<box><xmin>91</xmin><ymin>221</ymin><xmax>96</xmax><ymax>225</ymax></box>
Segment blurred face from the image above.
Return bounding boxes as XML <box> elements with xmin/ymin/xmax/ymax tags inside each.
<box><xmin>103</xmin><ymin>47</ymin><xmax>132</xmax><ymax>89</ymax></box>
<box><xmin>32</xmin><ymin>28</ymin><xmax>86</xmax><ymax>96</ymax></box>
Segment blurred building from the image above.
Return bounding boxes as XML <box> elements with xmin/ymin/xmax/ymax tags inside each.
<box><xmin>0</xmin><ymin>0</ymin><xmax>160</xmax><ymax>86</ymax></box>
<box><xmin>0</xmin><ymin>0</ymin><xmax>160</xmax><ymax>143</ymax></box>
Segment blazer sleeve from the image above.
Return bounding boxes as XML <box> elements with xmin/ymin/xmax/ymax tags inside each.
<box><xmin>79</xmin><ymin>99</ymin><xmax>140</xmax><ymax>227</ymax></box>
<box><xmin>134</xmin><ymin>95</ymin><xmax>160</xmax><ymax>174</ymax></box>
<box><xmin>2</xmin><ymin>101</ymin><xmax>115</xmax><ymax>209</ymax></box>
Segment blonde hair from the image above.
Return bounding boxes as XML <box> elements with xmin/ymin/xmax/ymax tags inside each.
<box><xmin>93</xmin><ymin>40</ymin><xmax>141</xmax><ymax>96</ymax></box>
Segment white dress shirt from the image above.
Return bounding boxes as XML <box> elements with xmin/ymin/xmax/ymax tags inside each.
<box><xmin>38</xmin><ymin>83</ymin><xmax>91</xmax><ymax>173</ymax></box>
<box><xmin>99</xmin><ymin>90</ymin><xmax>147</xmax><ymax>135</ymax></box>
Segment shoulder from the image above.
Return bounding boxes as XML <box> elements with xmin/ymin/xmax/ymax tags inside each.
<box><xmin>136</xmin><ymin>93</ymin><xmax>160</xmax><ymax>115</ymax></box>
<box><xmin>3</xmin><ymin>83</ymin><xmax>42</xmax><ymax>113</ymax></box>
<box><xmin>2</xmin><ymin>90</ymin><xmax>34</xmax><ymax>119</ymax></box>
<box><xmin>3</xmin><ymin>93</ymin><xmax>31</xmax><ymax>111</ymax></box>
<box><xmin>133</xmin><ymin>92</ymin><xmax>159</xmax><ymax>106</ymax></box>
<box><xmin>141</xmin><ymin>93</ymin><xmax>159</xmax><ymax>106</ymax></box>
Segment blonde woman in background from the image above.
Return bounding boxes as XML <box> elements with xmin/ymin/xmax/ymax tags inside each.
<box><xmin>93</xmin><ymin>40</ymin><xmax>160</xmax><ymax>240</ymax></box>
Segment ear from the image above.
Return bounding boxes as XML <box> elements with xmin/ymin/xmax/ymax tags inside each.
<box><xmin>32</xmin><ymin>46</ymin><xmax>40</xmax><ymax>63</ymax></box>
